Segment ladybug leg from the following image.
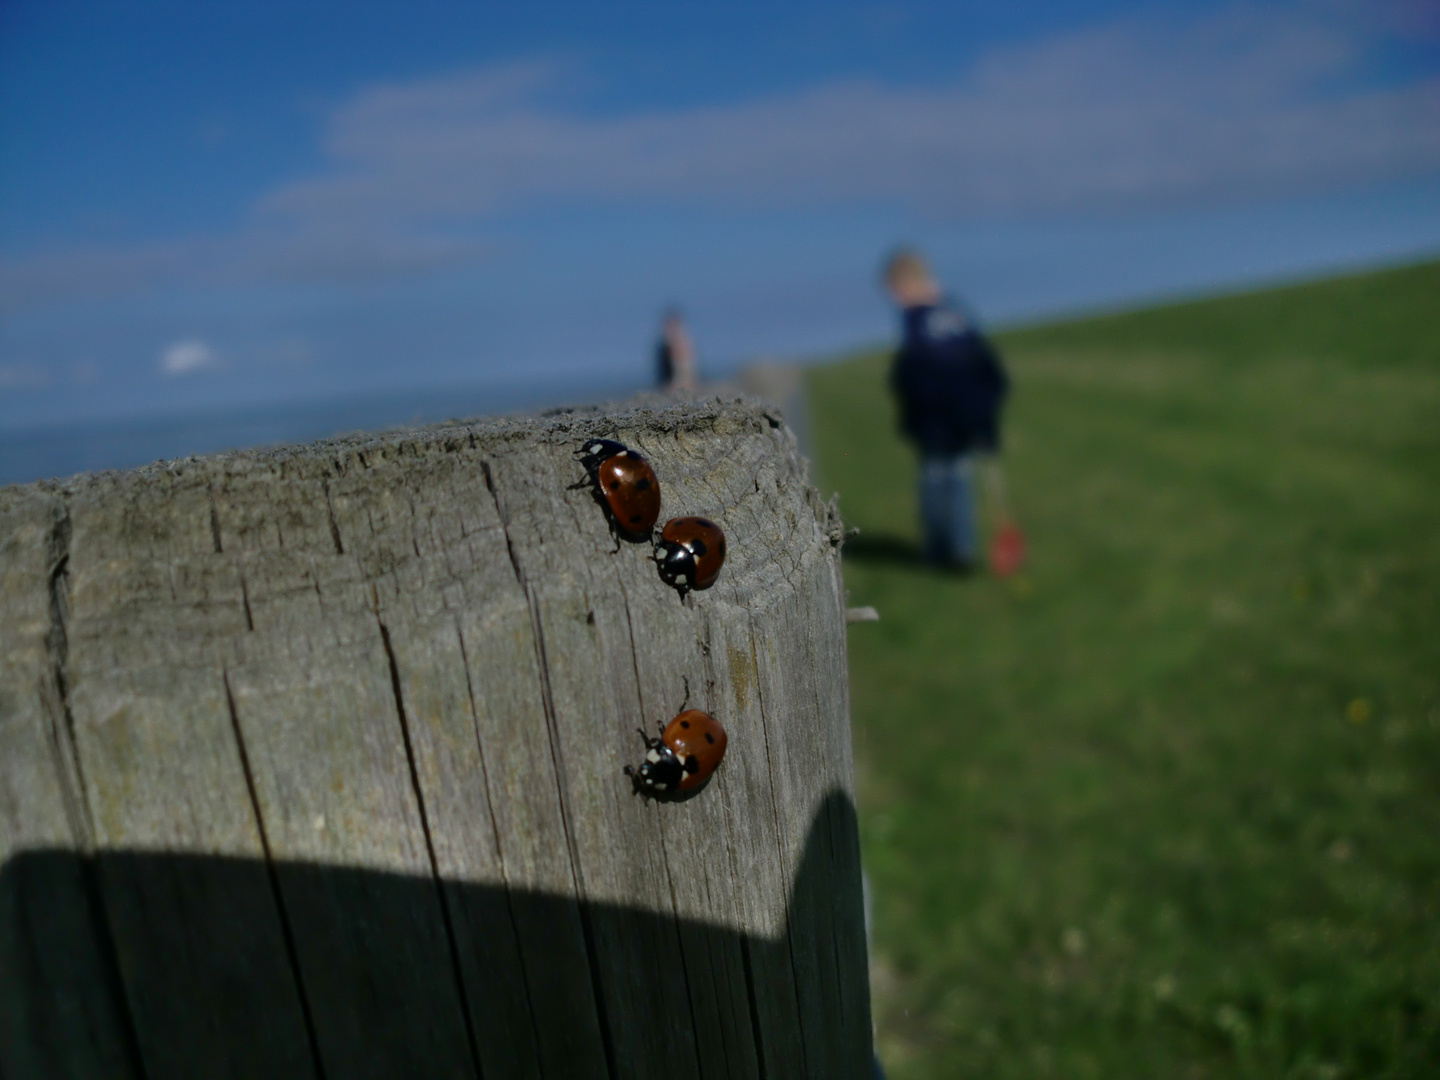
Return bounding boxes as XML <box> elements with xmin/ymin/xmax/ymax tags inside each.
<box><xmin>636</xmin><ymin>726</ymin><xmax>664</xmax><ymax>750</ymax></box>
<box><xmin>567</xmin><ymin>453</ymin><xmax>603</xmax><ymax>493</ymax></box>
<box><xmin>622</xmin><ymin>763</ymin><xmax>648</xmax><ymax>798</ymax></box>
<box><xmin>577</xmin><ymin>484</ymin><xmax>623</xmax><ymax>551</ymax></box>
<box><xmin>677</xmin><ymin>676</ymin><xmax>691</xmax><ymax>714</ymax></box>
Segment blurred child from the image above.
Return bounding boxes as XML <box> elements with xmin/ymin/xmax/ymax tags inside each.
<box><xmin>882</xmin><ymin>248</ymin><xmax>1011</xmax><ymax>570</ymax></box>
<box><xmin>655</xmin><ymin>307</ymin><xmax>698</xmax><ymax>394</ymax></box>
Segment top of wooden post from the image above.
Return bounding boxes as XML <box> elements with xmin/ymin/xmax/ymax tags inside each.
<box><xmin>1</xmin><ymin>395</ymin><xmax>873</xmax><ymax>1080</ymax></box>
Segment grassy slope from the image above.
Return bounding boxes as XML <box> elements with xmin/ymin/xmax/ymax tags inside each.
<box><xmin>807</xmin><ymin>260</ymin><xmax>1440</xmax><ymax>1079</ymax></box>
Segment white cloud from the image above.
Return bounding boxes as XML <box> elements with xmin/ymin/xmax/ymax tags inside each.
<box><xmin>2</xmin><ymin>3</ymin><xmax>1437</xmax><ymax>315</ymax></box>
<box><xmin>159</xmin><ymin>339</ymin><xmax>219</xmax><ymax>376</ymax></box>
<box><xmin>263</xmin><ymin>5</ymin><xmax>1440</xmax><ymax>228</ymax></box>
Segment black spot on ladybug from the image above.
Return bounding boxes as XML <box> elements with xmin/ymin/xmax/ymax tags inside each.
<box><xmin>636</xmin><ymin>477</ymin><xmax>651</xmax><ymax>491</ymax></box>
<box><xmin>680</xmin><ymin>719</ymin><xmax>690</xmax><ymax>728</ymax></box>
<box><xmin>609</xmin><ymin>479</ymin><xmax>620</xmax><ymax>489</ymax></box>
<box><xmin>629</xmin><ymin>513</ymin><xmax>642</xmax><ymax>523</ymax></box>
<box><xmin>684</xmin><ymin>756</ymin><xmax>699</xmax><ymax>773</ymax></box>
<box><xmin>697</xmin><ymin>518</ymin><xmax>714</xmax><ymax>529</ymax></box>
<box><xmin>705</xmin><ymin>732</ymin><xmax>715</xmax><ymax>744</ymax></box>
<box><xmin>691</xmin><ymin>539</ymin><xmax>707</xmax><ymax>557</ymax></box>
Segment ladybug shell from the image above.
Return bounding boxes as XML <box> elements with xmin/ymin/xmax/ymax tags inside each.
<box><xmin>660</xmin><ymin>516</ymin><xmax>727</xmax><ymax>589</ymax></box>
<box><xmin>595</xmin><ymin>450</ymin><xmax>661</xmax><ymax>537</ymax></box>
<box><xmin>662</xmin><ymin>710</ymin><xmax>728</xmax><ymax>791</ymax></box>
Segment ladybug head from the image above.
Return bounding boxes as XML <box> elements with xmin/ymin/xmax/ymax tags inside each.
<box><xmin>577</xmin><ymin>438</ymin><xmax>628</xmax><ymax>467</ymax></box>
<box><xmin>625</xmin><ymin>730</ymin><xmax>685</xmax><ymax>796</ymax></box>
<box><xmin>656</xmin><ymin>540</ymin><xmax>695</xmax><ymax>587</ymax></box>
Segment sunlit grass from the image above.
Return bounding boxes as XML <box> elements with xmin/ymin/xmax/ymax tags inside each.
<box><xmin>809</xmin><ymin>260</ymin><xmax>1440</xmax><ymax>1079</ymax></box>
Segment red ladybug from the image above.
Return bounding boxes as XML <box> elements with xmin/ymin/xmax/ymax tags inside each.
<box><xmin>656</xmin><ymin>516</ymin><xmax>726</xmax><ymax>591</ymax></box>
<box><xmin>625</xmin><ymin>710</ymin><xmax>728</xmax><ymax>797</ymax></box>
<box><xmin>577</xmin><ymin>439</ymin><xmax>661</xmax><ymax>539</ymax></box>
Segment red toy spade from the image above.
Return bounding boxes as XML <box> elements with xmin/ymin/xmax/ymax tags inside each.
<box><xmin>983</xmin><ymin>460</ymin><xmax>1026</xmax><ymax>577</ymax></box>
<box><xmin>990</xmin><ymin>519</ymin><xmax>1026</xmax><ymax>578</ymax></box>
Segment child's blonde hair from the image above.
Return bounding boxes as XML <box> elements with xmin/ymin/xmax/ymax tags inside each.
<box><xmin>882</xmin><ymin>247</ymin><xmax>931</xmax><ymax>289</ymax></box>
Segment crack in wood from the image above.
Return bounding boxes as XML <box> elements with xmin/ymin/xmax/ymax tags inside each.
<box><xmin>826</xmin><ymin>797</ymin><xmax>850</xmax><ymax>1025</ymax></box>
<box><xmin>44</xmin><ymin>501</ymin><xmax>87</xmax><ymax>846</ymax></box>
<box><xmin>745</xmin><ymin>621</ymin><xmax>814</xmax><ymax>1080</ymax></box>
<box><xmin>498</xmin><ymin>446</ymin><xmax>627</xmax><ymax>1078</ymax></box>
<box><xmin>321</xmin><ymin>480</ymin><xmax>345</xmax><ymax>555</ymax></box>
<box><xmin>208</xmin><ymin>490</ymin><xmax>224</xmax><ymax>554</ymax></box>
<box><xmin>377</xmin><ymin>621</ymin><xmax>486</xmax><ymax>1080</ymax></box>
<box><xmin>453</xmin><ymin>618</ymin><xmax>550</xmax><ymax>1074</ymax></box>
<box><xmin>660</xmin><ymin>854</ymin><xmax>710</xmax><ymax>1080</ymax></box>
<box><xmin>817</xmin><ymin>563</ymin><xmax>859</xmax><ymax>1035</ymax></box>
<box><xmin>518</xmin><ymin>582</ymin><xmax>620</xmax><ymax>1080</ymax></box>
<box><xmin>739</xmin><ymin>934</ymin><xmax>771</xmax><ymax>1080</ymax></box>
<box><xmin>406</xmin><ymin>493</ymin><xmax>422</xmax><ymax>558</ymax></box>
<box><xmin>481</xmin><ymin>460</ymin><xmax>527</xmax><ymax>589</ymax></box>
<box><xmin>222</xmin><ymin>670</ymin><xmax>327</xmax><ymax>1080</ymax></box>
<box><xmin>616</xmin><ymin>575</ymin><xmax>714</xmax><ymax>1076</ymax></box>
<box><xmin>237</xmin><ymin>560</ymin><xmax>255</xmax><ymax>632</ymax></box>
<box><xmin>42</xmin><ymin>495</ymin><xmax>150</xmax><ymax>1080</ymax></box>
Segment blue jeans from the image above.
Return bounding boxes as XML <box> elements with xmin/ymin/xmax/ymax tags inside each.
<box><xmin>919</xmin><ymin>453</ymin><xmax>979</xmax><ymax>566</ymax></box>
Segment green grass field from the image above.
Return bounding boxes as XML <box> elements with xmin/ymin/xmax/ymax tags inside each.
<box><xmin>806</xmin><ymin>260</ymin><xmax>1440</xmax><ymax>1079</ymax></box>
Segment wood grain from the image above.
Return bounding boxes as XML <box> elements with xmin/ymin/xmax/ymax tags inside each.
<box><xmin>0</xmin><ymin>397</ymin><xmax>871</xmax><ymax>1079</ymax></box>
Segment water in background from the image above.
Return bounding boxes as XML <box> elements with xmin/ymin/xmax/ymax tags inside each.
<box><xmin>0</xmin><ymin>376</ymin><xmax>640</xmax><ymax>488</ymax></box>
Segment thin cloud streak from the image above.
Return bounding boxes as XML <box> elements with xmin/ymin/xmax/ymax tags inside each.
<box><xmin>0</xmin><ymin>231</ymin><xmax>487</xmax><ymax>316</ymax></box>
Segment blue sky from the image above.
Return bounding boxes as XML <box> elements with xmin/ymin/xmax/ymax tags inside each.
<box><xmin>2</xmin><ymin>0</ymin><xmax>1439</xmax><ymax>430</ymax></box>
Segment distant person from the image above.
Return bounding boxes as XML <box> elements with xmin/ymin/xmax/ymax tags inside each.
<box><xmin>883</xmin><ymin>248</ymin><xmax>1011</xmax><ymax>570</ymax></box>
<box><xmin>655</xmin><ymin>307</ymin><xmax>698</xmax><ymax>394</ymax></box>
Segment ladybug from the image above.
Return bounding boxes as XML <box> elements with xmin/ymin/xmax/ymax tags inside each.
<box><xmin>625</xmin><ymin>710</ymin><xmax>728</xmax><ymax>797</ymax></box>
<box><xmin>577</xmin><ymin>438</ymin><xmax>661</xmax><ymax>540</ymax></box>
<box><xmin>656</xmin><ymin>516</ymin><xmax>726</xmax><ymax>592</ymax></box>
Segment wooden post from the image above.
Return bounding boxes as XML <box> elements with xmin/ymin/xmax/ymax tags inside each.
<box><xmin>0</xmin><ymin>397</ymin><xmax>872</xmax><ymax>1080</ymax></box>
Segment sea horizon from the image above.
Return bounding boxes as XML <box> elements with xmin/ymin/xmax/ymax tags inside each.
<box><xmin>0</xmin><ymin>374</ymin><xmax>644</xmax><ymax>489</ymax></box>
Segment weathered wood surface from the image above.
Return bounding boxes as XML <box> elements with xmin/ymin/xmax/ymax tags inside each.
<box><xmin>0</xmin><ymin>397</ymin><xmax>872</xmax><ymax>1080</ymax></box>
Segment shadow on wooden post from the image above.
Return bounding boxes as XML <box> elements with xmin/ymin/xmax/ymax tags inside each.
<box><xmin>0</xmin><ymin>790</ymin><xmax>865</xmax><ymax>1079</ymax></box>
<box><xmin>0</xmin><ymin>397</ymin><xmax>872</xmax><ymax>1080</ymax></box>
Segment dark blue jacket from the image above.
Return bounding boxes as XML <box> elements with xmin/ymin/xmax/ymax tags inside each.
<box><xmin>890</xmin><ymin>300</ymin><xmax>1009</xmax><ymax>455</ymax></box>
